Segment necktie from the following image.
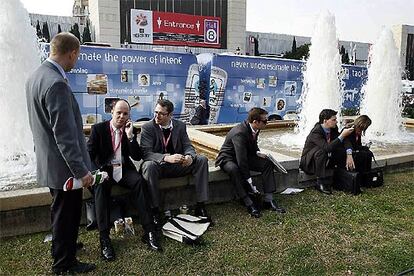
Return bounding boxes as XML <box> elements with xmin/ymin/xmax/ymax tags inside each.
<box><xmin>252</xmin><ymin>132</ymin><xmax>257</xmax><ymax>141</ymax></box>
<box><xmin>326</xmin><ymin>132</ymin><xmax>331</xmax><ymax>143</ymax></box>
<box><xmin>112</xmin><ymin>129</ymin><xmax>122</xmax><ymax>182</ymax></box>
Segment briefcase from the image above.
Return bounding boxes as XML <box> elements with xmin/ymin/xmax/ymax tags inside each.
<box><xmin>360</xmin><ymin>168</ymin><xmax>384</xmax><ymax>188</ymax></box>
<box><xmin>333</xmin><ymin>168</ymin><xmax>361</xmax><ymax>195</ymax></box>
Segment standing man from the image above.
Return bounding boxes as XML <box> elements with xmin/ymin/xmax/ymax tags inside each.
<box><xmin>216</xmin><ymin>107</ymin><xmax>286</xmax><ymax>218</ymax></box>
<box><xmin>88</xmin><ymin>99</ymin><xmax>162</xmax><ymax>260</ymax></box>
<box><xmin>140</xmin><ymin>99</ymin><xmax>210</xmax><ymax>225</ymax></box>
<box><xmin>300</xmin><ymin>109</ymin><xmax>354</xmax><ymax>194</ymax></box>
<box><xmin>25</xmin><ymin>32</ymin><xmax>95</xmax><ymax>274</ymax></box>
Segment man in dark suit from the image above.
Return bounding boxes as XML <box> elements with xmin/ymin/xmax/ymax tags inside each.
<box><xmin>140</xmin><ymin>99</ymin><xmax>210</xmax><ymax>225</ymax></box>
<box><xmin>25</xmin><ymin>33</ymin><xmax>95</xmax><ymax>274</ymax></box>
<box><xmin>300</xmin><ymin>109</ymin><xmax>354</xmax><ymax>194</ymax></box>
<box><xmin>216</xmin><ymin>107</ymin><xmax>286</xmax><ymax>218</ymax></box>
<box><xmin>88</xmin><ymin>99</ymin><xmax>162</xmax><ymax>260</ymax></box>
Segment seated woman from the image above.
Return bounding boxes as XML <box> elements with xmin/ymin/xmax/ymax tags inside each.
<box><xmin>344</xmin><ymin>115</ymin><xmax>373</xmax><ymax>176</ymax></box>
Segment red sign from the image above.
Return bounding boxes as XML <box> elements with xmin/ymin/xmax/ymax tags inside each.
<box><xmin>152</xmin><ymin>11</ymin><xmax>221</xmax><ymax>48</ymax></box>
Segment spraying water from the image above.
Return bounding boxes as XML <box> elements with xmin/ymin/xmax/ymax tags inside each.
<box><xmin>279</xmin><ymin>11</ymin><xmax>343</xmax><ymax>147</ymax></box>
<box><xmin>0</xmin><ymin>0</ymin><xmax>40</xmax><ymax>190</ymax></box>
<box><xmin>360</xmin><ymin>28</ymin><xmax>409</xmax><ymax>142</ymax></box>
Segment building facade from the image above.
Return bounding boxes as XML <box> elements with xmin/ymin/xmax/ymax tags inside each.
<box><xmin>393</xmin><ymin>24</ymin><xmax>414</xmax><ymax>80</ymax></box>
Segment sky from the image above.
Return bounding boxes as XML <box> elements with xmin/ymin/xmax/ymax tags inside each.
<box><xmin>20</xmin><ymin>0</ymin><xmax>414</xmax><ymax>43</ymax></box>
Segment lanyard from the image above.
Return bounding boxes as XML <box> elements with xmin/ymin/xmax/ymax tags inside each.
<box><xmin>161</xmin><ymin>130</ymin><xmax>172</xmax><ymax>153</ymax></box>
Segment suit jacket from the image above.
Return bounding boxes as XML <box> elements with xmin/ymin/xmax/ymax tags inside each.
<box><xmin>300</xmin><ymin>123</ymin><xmax>351</xmax><ymax>172</ymax></box>
<box><xmin>140</xmin><ymin>118</ymin><xmax>196</xmax><ymax>163</ymax></box>
<box><xmin>25</xmin><ymin>60</ymin><xmax>90</xmax><ymax>189</ymax></box>
<box><xmin>87</xmin><ymin>121</ymin><xmax>142</xmax><ymax>174</ymax></box>
<box><xmin>215</xmin><ymin>121</ymin><xmax>260</xmax><ymax>180</ymax></box>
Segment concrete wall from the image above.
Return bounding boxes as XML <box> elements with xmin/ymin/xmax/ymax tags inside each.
<box><xmin>89</xmin><ymin>0</ymin><xmax>120</xmax><ymax>47</ymax></box>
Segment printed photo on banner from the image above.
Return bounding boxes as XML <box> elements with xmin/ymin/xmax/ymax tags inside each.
<box><xmin>128</xmin><ymin>96</ymin><xmax>141</xmax><ymax>109</ymax></box>
<box><xmin>87</xmin><ymin>74</ymin><xmax>108</xmax><ymax>94</ymax></box>
<box><xmin>269</xmin><ymin>76</ymin><xmax>277</xmax><ymax>87</ymax></box>
<box><xmin>276</xmin><ymin>98</ymin><xmax>286</xmax><ymax>111</ymax></box>
<box><xmin>243</xmin><ymin>92</ymin><xmax>252</xmax><ymax>103</ymax></box>
<box><xmin>256</xmin><ymin>78</ymin><xmax>265</xmax><ymax>89</ymax></box>
<box><xmin>104</xmin><ymin>97</ymin><xmax>120</xmax><ymax>113</ymax></box>
<box><xmin>121</xmin><ymin>69</ymin><xmax>133</xmax><ymax>83</ymax></box>
<box><xmin>262</xmin><ymin>96</ymin><xmax>271</xmax><ymax>107</ymax></box>
<box><xmin>138</xmin><ymin>74</ymin><xmax>150</xmax><ymax>86</ymax></box>
<box><xmin>284</xmin><ymin>81</ymin><xmax>297</xmax><ymax>96</ymax></box>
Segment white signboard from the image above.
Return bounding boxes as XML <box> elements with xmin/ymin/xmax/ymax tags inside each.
<box><xmin>131</xmin><ymin>9</ymin><xmax>153</xmax><ymax>44</ymax></box>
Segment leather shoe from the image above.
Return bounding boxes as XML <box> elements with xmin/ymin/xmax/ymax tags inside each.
<box><xmin>142</xmin><ymin>231</ymin><xmax>163</xmax><ymax>252</ymax></box>
<box><xmin>100</xmin><ymin>237</ymin><xmax>115</xmax><ymax>261</ymax></box>
<box><xmin>316</xmin><ymin>182</ymin><xmax>332</xmax><ymax>194</ymax></box>
<box><xmin>263</xmin><ymin>200</ymin><xmax>286</xmax><ymax>214</ymax></box>
<box><xmin>247</xmin><ymin>204</ymin><xmax>261</xmax><ymax>218</ymax></box>
<box><xmin>194</xmin><ymin>206</ymin><xmax>209</xmax><ymax>218</ymax></box>
<box><xmin>153</xmin><ymin>213</ymin><xmax>164</xmax><ymax>230</ymax></box>
<box><xmin>53</xmin><ymin>260</ymin><xmax>96</xmax><ymax>275</ymax></box>
<box><xmin>76</xmin><ymin>242</ymin><xmax>84</xmax><ymax>251</ymax></box>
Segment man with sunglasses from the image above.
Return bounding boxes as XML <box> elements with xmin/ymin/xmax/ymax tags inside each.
<box><xmin>216</xmin><ymin>107</ymin><xmax>286</xmax><ymax>218</ymax></box>
<box><xmin>140</xmin><ymin>99</ymin><xmax>210</xmax><ymax>226</ymax></box>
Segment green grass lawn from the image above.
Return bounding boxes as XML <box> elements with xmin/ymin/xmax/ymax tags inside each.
<box><xmin>1</xmin><ymin>170</ymin><xmax>413</xmax><ymax>275</ymax></box>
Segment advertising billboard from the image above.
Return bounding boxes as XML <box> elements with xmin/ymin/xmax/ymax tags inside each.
<box><xmin>130</xmin><ymin>9</ymin><xmax>221</xmax><ymax>48</ymax></box>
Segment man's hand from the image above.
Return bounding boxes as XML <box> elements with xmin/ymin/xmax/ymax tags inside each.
<box><xmin>181</xmin><ymin>155</ymin><xmax>193</xmax><ymax>167</ymax></box>
<box><xmin>256</xmin><ymin>151</ymin><xmax>267</xmax><ymax>159</ymax></box>
<box><xmin>346</xmin><ymin>155</ymin><xmax>355</xmax><ymax>171</ymax></box>
<box><xmin>81</xmin><ymin>171</ymin><xmax>94</xmax><ymax>188</ymax></box>
<box><xmin>340</xmin><ymin>127</ymin><xmax>354</xmax><ymax>139</ymax></box>
<box><xmin>125</xmin><ymin>120</ymin><xmax>134</xmax><ymax>140</ymax></box>
<box><xmin>164</xmin><ymin>154</ymin><xmax>185</xmax><ymax>164</ymax></box>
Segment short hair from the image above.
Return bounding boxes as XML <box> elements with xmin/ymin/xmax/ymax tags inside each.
<box><xmin>318</xmin><ymin>109</ymin><xmax>337</xmax><ymax>124</ymax></box>
<box><xmin>112</xmin><ymin>99</ymin><xmax>131</xmax><ymax>111</ymax></box>
<box><xmin>50</xmin><ymin>32</ymin><xmax>80</xmax><ymax>56</ymax></box>
<box><xmin>247</xmin><ymin>107</ymin><xmax>268</xmax><ymax>123</ymax></box>
<box><xmin>156</xmin><ymin>99</ymin><xmax>174</xmax><ymax>114</ymax></box>
<box><xmin>354</xmin><ymin>115</ymin><xmax>372</xmax><ymax>134</ymax></box>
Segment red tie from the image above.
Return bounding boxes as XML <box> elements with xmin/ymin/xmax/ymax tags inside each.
<box><xmin>326</xmin><ymin>132</ymin><xmax>331</xmax><ymax>143</ymax></box>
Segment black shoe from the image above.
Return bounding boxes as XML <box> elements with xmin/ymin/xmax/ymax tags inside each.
<box><xmin>142</xmin><ymin>231</ymin><xmax>163</xmax><ymax>252</ymax></box>
<box><xmin>263</xmin><ymin>200</ymin><xmax>286</xmax><ymax>214</ymax></box>
<box><xmin>194</xmin><ymin>206</ymin><xmax>208</xmax><ymax>217</ymax></box>
<box><xmin>100</xmin><ymin>237</ymin><xmax>115</xmax><ymax>261</ymax></box>
<box><xmin>53</xmin><ymin>260</ymin><xmax>96</xmax><ymax>275</ymax></box>
<box><xmin>247</xmin><ymin>204</ymin><xmax>261</xmax><ymax>218</ymax></box>
<box><xmin>316</xmin><ymin>182</ymin><xmax>332</xmax><ymax>194</ymax></box>
<box><xmin>76</xmin><ymin>242</ymin><xmax>84</xmax><ymax>251</ymax></box>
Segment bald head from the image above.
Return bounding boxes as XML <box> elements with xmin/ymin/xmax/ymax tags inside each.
<box><xmin>111</xmin><ymin>100</ymin><xmax>131</xmax><ymax>129</ymax></box>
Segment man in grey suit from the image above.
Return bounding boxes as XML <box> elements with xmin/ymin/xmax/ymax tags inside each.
<box><xmin>26</xmin><ymin>32</ymin><xmax>96</xmax><ymax>275</ymax></box>
<box><xmin>140</xmin><ymin>99</ymin><xmax>210</xmax><ymax>226</ymax></box>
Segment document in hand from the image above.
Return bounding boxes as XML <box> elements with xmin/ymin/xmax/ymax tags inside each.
<box><xmin>266</xmin><ymin>153</ymin><xmax>288</xmax><ymax>174</ymax></box>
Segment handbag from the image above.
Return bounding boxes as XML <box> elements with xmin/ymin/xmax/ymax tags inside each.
<box><xmin>333</xmin><ymin>168</ymin><xmax>361</xmax><ymax>195</ymax></box>
<box><xmin>162</xmin><ymin>214</ymin><xmax>211</xmax><ymax>245</ymax></box>
<box><xmin>361</xmin><ymin>168</ymin><xmax>384</xmax><ymax>188</ymax></box>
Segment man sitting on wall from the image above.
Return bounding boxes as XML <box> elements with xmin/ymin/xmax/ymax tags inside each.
<box><xmin>216</xmin><ymin>107</ymin><xmax>286</xmax><ymax>218</ymax></box>
<box><xmin>140</xmin><ymin>99</ymin><xmax>210</xmax><ymax>226</ymax></box>
<box><xmin>88</xmin><ymin>99</ymin><xmax>162</xmax><ymax>261</ymax></box>
<box><xmin>300</xmin><ymin>109</ymin><xmax>354</xmax><ymax>194</ymax></box>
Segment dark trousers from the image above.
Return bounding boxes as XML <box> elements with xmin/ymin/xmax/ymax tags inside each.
<box><xmin>141</xmin><ymin>155</ymin><xmax>209</xmax><ymax>209</ymax></box>
<box><xmin>92</xmin><ymin>167</ymin><xmax>153</xmax><ymax>234</ymax></box>
<box><xmin>305</xmin><ymin>148</ymin><xmax>347</xmax><ymax>178</ymax></box>
<box><xmin>220</xmin><ymin>155</ymin><xmax>276</xmax><ymax>200</ymax></box>
<box><xmin>49</xmin><ymin>188</ymin><xmax>83</xmax><ymax>271</ymax></box>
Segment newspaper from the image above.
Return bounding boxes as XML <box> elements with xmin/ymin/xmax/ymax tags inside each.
<box><xmin>266</xmin><ymin>153</ymin><xmax>288</xmax><ymax>174</ymax></box>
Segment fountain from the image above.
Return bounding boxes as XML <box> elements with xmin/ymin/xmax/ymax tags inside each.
<box><xmin>360</xmin><ymin>28</ymin><xmax>409</xmax><ymax>142</ymax></box>
<box><xmin>0</xmin><ymin>0</ymin><xmax>40</xmax><ymax>190</ymax></box>
<box><xmin>279</xmin><ymin>11</ymin><xmax>344</xmax><ymax>148</ymax></box>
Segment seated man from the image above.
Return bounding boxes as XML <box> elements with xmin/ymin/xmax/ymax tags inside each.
<box><xmin>300</xmin><ymin>109</ymin><xmax>354</xmax><ymax>194</ymax></box>
<box><xmin>88</xmin><ymin>99</ymin><xmax>162</xmax><ymax>261</ymax></box>
<box><xmin>140</xmin><ymin>99</ymin><xmax>210</xmax><ymax>225</ymax></box>
<box><xmin>216</xmin><ymin>107</ymin><xmax>286</xmax><ymax>218</ymax></box>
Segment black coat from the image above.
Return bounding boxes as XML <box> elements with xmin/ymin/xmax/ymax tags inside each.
<box><xmin>300</xmin><ymin>124</ymin><xmax>351</xmax><ymax>173</ymax></box>
<box><xmin>87</xmin><ymin>121</ymin><xmax>142</xmax><ymax>174</ymax></box>
<box><xmin>216</xmin><ymin>121</ymin><xmax>260</xmax><ymax>180</ymax></box>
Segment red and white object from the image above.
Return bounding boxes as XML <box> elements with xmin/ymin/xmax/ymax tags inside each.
<box><xmin>63</xmin><ymin>171</ymin><xmax>108</xmax><ymax>191</ymax></box>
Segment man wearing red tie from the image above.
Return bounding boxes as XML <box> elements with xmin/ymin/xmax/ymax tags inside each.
<box><xmin>88</xmin><ymin>99</ymin><xmax>162</xmax><ymax>261</ymax></box>
<box><xmin>216</xmin><ymin>107</ymin><xmax>286</xmax><ymax>218</ymax></box>
<box><xmin>300</xmin><ymin>109</ymin><xmax>354</xmax><ymax>194</ymax></box>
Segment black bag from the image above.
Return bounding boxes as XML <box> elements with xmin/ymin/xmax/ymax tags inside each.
<box><xmin>361</xmin><ymin>168</ymin><xmax>384</xmax><ymax>188</ymax></box>
<box><xmin>333</xmin><ymin>168</ymin><xmax>361</xmax><ymax>195</ymax></box>
<box><xmin>353</xmin><ymin>146</ymin><xmax>373</xmax><ymax>173</ymax></box>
